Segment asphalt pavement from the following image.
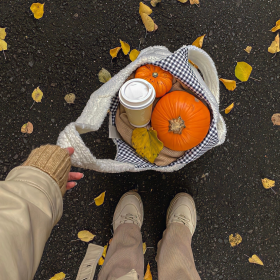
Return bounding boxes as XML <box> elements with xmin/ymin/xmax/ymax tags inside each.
<box><xmin>0</xmin><ymin>0</ymin><xmax>280</xmax><ymax>279</ymax></box>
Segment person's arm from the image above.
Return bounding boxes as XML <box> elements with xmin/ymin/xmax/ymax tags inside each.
<box><xmin>0</xmin><ymin>145</ymin><xmax>80</xmax><ymax>280</ymax></box>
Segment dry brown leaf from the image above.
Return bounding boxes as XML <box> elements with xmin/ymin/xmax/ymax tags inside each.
<box><xmin>21</xmin><ymin>122</ymin><xmax>34</xmax><ymax>134</ymax></box>
<box><xmin>64</xmin><ymin>93</ymin><xmax>76</xmax><ymax>104</ymax></box>
<box><xmin>271</xmin><ymin>113</ymin><xmax>280</xmax><ymax>125</ymax></box>
<box><xmin>244</xmin><ymin>46</ymin><xmax>252</xmax><ymax>53</ymax></box>
<box><xmin>177</xmin><ymin>0</ymin><xmax>188</xmax><ymax>3</ymax></box>
<box><xmin>268</xmin><ymin>33</ymin><xmax>280</xmax><ymax>54</ymax></box>
<box><xmin>151</xmin><ymin>0</ymin><xmax>161</xmax><ymax>7</ymax></box>
<box><xmin>249</xmin><ymin>254</ymin><xmax>264</xmax><ymax>266</ymax></box>
<box><xmin>229</xmin><ymin>233</ymin><xmax>242</xmax><ymax>247</ymax></box>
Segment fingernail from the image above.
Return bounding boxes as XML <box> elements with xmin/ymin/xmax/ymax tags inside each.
<box><xmin>81</xmin><ymin>174</ymin><xmax>84</xmax><ymax>178</ymax></box>
<box><xmin>75</xmin><ymin>182</ymin><xmax>78</xmax><ymax>186</ymax></box>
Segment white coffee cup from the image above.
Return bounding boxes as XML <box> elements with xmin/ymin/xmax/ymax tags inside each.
<box><xmin>119</xmin><ymin>78</ymin><xmax>156</xmax><ymax>127</ymax></box>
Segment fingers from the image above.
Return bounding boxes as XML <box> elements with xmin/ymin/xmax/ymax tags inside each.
<box><xmin>68</xmin><ymin>172</ymin><xmax>84</xmax><ymax>181</ymax></box>
<box><xmin>65</xmin><ymin>147</ymin><xmax>74</xmax><ymax>156</ymax></box>
<box><xmin>66</xmin><ymin>181</ymin><xmax>77</xmax><ymax>190</ymax></box>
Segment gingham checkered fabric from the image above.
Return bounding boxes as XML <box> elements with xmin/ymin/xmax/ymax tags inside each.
<box><xmin>110</xmin><ymin>47</ymin><xmax>219</xmax><ymax>169</ymax></box>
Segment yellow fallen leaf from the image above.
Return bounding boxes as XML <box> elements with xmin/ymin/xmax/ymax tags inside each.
<box><xmin>190</xmin><ymin>0</ymin><xmax>200</xmax><ymax>4</ymax></box>
<box><xmin>192</xmin><ymin>34</ymin><xmax>205</xmax><ymax>48</ymax></box>
<box><xmin>140</xmin><ymin>13</ymin><xmax>157</xmax><ymax>32</ymax></box>
<box><xmin>129</xmin><ymin>49</ymin><xmax>140</xmax><ymax>61</ymax></box>
<box><xmin>64</xmin><ymin>93</ymin><xmax>76</xmax><ymax>104</ymax></box>
<box><xmin>0</xmin><ymin>28</ymin><xmax>6</xmax><ymax>40</ymax></box>
<box><xmin>271</xmin><ymin>19</ymin><xmax>280</xmax><ymax>32</ymax></box>
<box><xmin>261</xmin><ymin>178</ymin><xmax>275</xmax><ymax>189</ymax></box>
<box><xmin>229</xmin><ymin>233</ymin><xmax>242</xmax><ymax>247</ymax></box>
<box><xmin>30</xmin><ymin>3</ymin><xmax>45</xmax><ymax>19</ymax></box>
<box><xmin>98</xmin><ymin>68</ymin><xmax>111</xmax><ymax>83</ymax></box>
<box><xmin>132</xmin><ymin>127</ymin><xmax>163</xmax><ymax>164</ymax></box>
<box><xmin>144</xmin><ymin>263</ymin><xmax>152</xmax><ymax>280</ymax></box>
<box><xmin>244</xmin><ymin>46</ymin><xmax>252</xmax><ymax>53</ymax></box>
<box><xmin>225</xmin><ymin>102</ymin><xmax>234</xmax><ymax>114</ymax></box>
<box><xmin>78</xmin><ymin>230</ymin><xmax>95</xmax><ymax>242</ymax></box>
<box><xmin>98</xmin><ymin>245</ymin><xmax>108</xmax><ymax>265</ymax></box>
<box><xmin>178</xmin><ymin>0</ymin><xmax>188</xmax><ymax>3</ymax></box>
<box><xmin>21</xmin><ymin>122</ymin><xmax>34</xmax><ymax>134</ymax></box>
<box><xmin>268</xmin><ymin>33</ymin><xmax>279</xmax><ymax>54</ymax></box>
<box><xmin>32</xmin><ymin>87</ymin><xmax>43</xmax><ymax>102</ymax></box>
<box><xmin>189</xmin><ymin>59</ymin><xmax>198</xmax><ymax>69</ymax></box>
<box><xmin>249</xmin><ymin>254</ymin><xmax>264</xmax><ymax>266</ymax></box>
<box><xmin>219</xmin><ymin>78</ymin><xmax>236</xmax><ymax>91</ymax></box>
<box><xmin>235</xmin><ymin>62</ymin><xmax>252</xmax><ymax>82</ymax></box>
<box><xmin>94</xmin><ymin>191</ymin><xmax>106</xmax><ymax>206</ymax></box>
<box><xmin>0</xmin><ymin>39</ymin><xmax>7</xmax><ymax>51</ymax></box>
<box><xmin>143</xmin><ymin>242</ymin><xmax>147</xmax><ymax>254</ymax></box>
<box><xmin>271</xmin><ymin>113</ymin><xmax>280</xmax><ymax>125</ymax></box>
<box><xmin>139</xmin><ymin>2</ymin><xmax>152</xmax><ymax>15</ymax></box>
<box><xmin>110</xmin><ymin>47</ymin><xmax>121</xmax><ymax>59</ymax></box>
<box><xmin>49</xmin><ymin>272</ymin><xmax>66</xmax><ymax>280</ymax></box>
<box><xmin>151</xmin><ymin>0</ymin><xmax>161</xmax><ymax>7</ymax></box>
<box><xmin>120</xmin><ymin>40</ymin><xmax>130</xmax><ymax>55</ymax></box>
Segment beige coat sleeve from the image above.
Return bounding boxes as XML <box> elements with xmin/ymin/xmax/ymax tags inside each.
<box><xmin>0</xmin><ymin>166</ymin><xmax>63</xmax><ymax>280</ymax></box>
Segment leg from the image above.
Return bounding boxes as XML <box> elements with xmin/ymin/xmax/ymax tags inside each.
<box><xmin>98</xmin><ymin>192</ymin><xmax>144</xmax><ymax>280</ymax></box>
<box><xmin>156</xmin><ymin>193</ymin><xmax>201</xmax><ymax>280</ymax></box>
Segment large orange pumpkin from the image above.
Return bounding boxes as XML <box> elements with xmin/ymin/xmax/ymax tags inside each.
<box><xmin>151</xmin><ymin>91</ymin><xmax>211</xmax><ymax>151</ymax></box>
<box><xmin>135</xmin><ymin>64</ymin><xmax>173</xmax><ymax>98</ymax></box>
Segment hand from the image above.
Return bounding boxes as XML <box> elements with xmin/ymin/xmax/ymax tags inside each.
<box><xmin>65</xmin><ymin>147</ymin><xmax>84</xmax><ymax>190</ymax></box>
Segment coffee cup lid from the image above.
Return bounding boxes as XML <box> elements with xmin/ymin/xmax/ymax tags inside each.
<box><xmin>119</xmin><ymin>78</ymin><xmax>155</xmax><ymax>110</ymax></box>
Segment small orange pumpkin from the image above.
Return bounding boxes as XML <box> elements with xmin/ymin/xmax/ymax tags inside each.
<box><xmin>151</xmin><ymin>91</ymin><xmax>211</xmax><ymax>151</ymax></box>
<box><xmin>135</xmin><ymin>64</ymin><xmax>173</xmax><ymax>98</ymax></box>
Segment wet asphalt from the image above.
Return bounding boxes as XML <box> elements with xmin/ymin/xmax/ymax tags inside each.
<box><xmin>0</xmin><ymin>0</ymin><xmax>280</xmax><ymax>279</ymax></box>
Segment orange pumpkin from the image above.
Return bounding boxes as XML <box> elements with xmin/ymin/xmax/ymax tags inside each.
<box><xmin>151</xmin><ymin>91</ymin><xmax>211</xmax><ymax>151</ymax></box>
<box><xmin>135</xmin><ymin>64</ymin><xmax>173</xmax><ymax>98</ymax></box>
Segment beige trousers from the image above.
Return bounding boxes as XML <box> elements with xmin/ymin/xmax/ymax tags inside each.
<box><xmin>98</xmin><ymin>223</ymin><xmax>201</xmax><ymax>280</ymax></box>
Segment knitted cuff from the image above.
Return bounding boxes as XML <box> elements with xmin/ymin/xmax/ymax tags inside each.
<box><xmin>22</xmin><ymin>145</ymin><xmax>71</xmax><ymax>196</ymax></box>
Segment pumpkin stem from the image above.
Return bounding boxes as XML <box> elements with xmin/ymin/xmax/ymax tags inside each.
<box><xmin>152</xmin><ymin>72</ymin><xmax>158</xmax><ymax>78</ymax></box>
<box><xmin>168</xmin><ymin>116</ymin><xmax>186</xmax><ymax>134</ymax></box>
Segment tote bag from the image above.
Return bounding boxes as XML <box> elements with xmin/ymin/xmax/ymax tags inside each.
<box><xmin>57</xmin><ymin>45</ymin><xmax>226</xmax><ymax>173</ymax></box>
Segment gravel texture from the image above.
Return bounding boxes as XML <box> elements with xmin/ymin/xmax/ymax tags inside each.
<box><xmin>1</xmin><ymin>0</ymin><xmax>280</xmax><ymax>279</ymax></box>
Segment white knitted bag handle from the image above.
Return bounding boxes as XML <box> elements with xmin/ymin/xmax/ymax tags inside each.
<box><xmin>57</xmin><ymin>46</ymin><xmax>226</xmax><ymax>173</ymax></box>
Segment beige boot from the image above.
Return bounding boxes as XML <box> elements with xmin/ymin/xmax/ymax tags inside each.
<box><xmin>113</xmin><ymin>191</ymin><xmax>144</xmax><ymax>231</ymax></box>
<box><xmin>166</xmin><ymin>193</ymin><xmax>197</xmax><ymax>235</ymax></box>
